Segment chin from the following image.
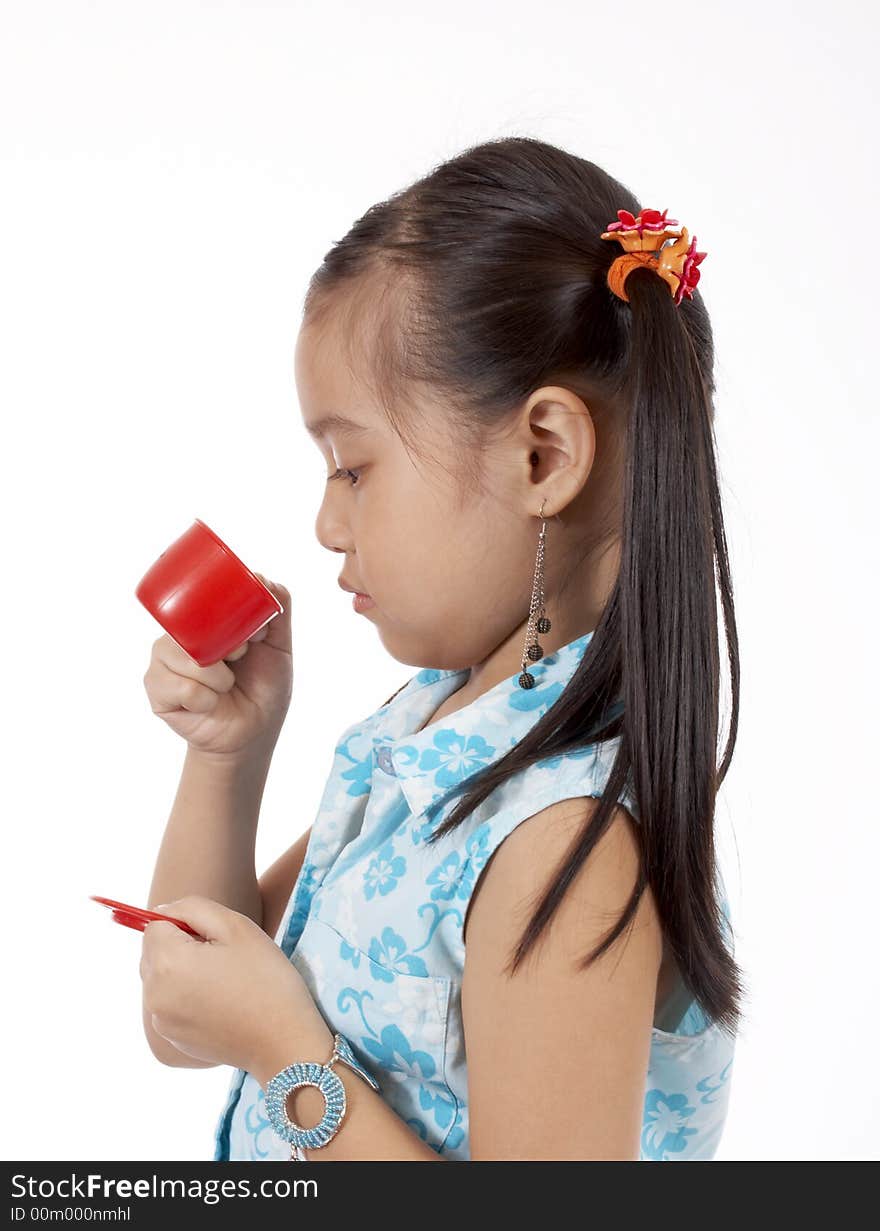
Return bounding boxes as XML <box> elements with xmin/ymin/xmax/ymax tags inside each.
<box><xmin>374</xmin><ymin>624</ymin><xmax>475</xmax><ymax>674</ymax></box>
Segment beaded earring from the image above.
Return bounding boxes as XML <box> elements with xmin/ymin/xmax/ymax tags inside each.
<box><xmin>518</xmin><ymin>497</ymin><xmax>552</xmax><ymax>689</ymax></box>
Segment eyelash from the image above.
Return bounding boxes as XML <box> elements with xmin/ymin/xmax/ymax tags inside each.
<box><xmin>327</xmin><ymin>467</ymin><xmax>362</xmax><ymax>487</ymax></box>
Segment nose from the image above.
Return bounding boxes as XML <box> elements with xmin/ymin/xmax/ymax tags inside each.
<box><xmin>314</xmin><ymin>494</ymin><xmax>353</xmax><ymax>557</ymax></box>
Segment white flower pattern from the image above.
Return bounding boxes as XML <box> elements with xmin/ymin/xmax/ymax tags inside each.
<box><xmin>215</xmin><ymin>631</ymin><xmax>737</xmax><ymax>1161</ymax></box>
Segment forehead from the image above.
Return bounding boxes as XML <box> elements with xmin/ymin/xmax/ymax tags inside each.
<box><xmin>295</xmin><ymin>316</ymin><xmax>382</xmax><ymax>440</ymax></box>
<box><xmin>303</xmin><ymin>412</ymin><xmax>372</xmax><ymax>442</ymax></box>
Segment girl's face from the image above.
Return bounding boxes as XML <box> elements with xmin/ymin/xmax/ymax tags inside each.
<box><xmin>294</xmin><ymin>314</ymin><xmax>546</xmax><ymax>673</ymax></box>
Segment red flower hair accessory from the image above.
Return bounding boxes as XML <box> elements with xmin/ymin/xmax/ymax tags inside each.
<box><xmin>600</xmin><ymin>207</ymin><xmax>707</xmax><ymax>306</ymax></box>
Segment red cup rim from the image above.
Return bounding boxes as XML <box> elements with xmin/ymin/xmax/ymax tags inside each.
<box><xmin>192</xmin><ymin>518</ymin><xmax>283</xmax><ymax>615</ymax></box>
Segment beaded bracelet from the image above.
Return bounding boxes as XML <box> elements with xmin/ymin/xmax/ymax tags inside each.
<box><xmin>264</xmin><ymin>1032</ymin><xmax>380</xmax><ymax>1161</ymax></box>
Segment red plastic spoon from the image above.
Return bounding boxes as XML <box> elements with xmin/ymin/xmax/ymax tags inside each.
<box><xmin>90</xmin><ymin>896</ymin><xmax>205</xmax><ymax>940</ymax></box>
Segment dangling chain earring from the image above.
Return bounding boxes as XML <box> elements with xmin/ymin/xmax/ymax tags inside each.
<box><xmin>518</xmin><ymin>497</ymin><xmax>553</xmax><ymax>689</ymax></box>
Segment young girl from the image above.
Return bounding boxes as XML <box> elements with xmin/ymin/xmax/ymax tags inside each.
<box><xmin>139</xmin><ymin>136</ymin><xmax>745</xmax><ymax>1162</ymax></box>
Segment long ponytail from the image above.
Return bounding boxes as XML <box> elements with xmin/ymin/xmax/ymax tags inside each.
<box><xmin>303</xmin><ymin>135</ymin><xmax>745</xmax><ymax>1039</ymax></box>
<box><xmin>616</xmin><ymin>264</ymin><xmax>742</xmax><ymax>1036</ymax></box>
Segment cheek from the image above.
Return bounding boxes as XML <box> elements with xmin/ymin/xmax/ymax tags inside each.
<box><xmin>373</xmin><ymin>505</ymin><xmax>518</xmax><ymax>632</ymax></box>
<box><xmin>368</xmin><ymin>513</ymin><xmax>439</xmax><ymax>611</ymax></box>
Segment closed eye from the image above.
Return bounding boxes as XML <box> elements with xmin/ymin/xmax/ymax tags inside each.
<box><xmin>327</xmin><ymin>467</ymin><xmax>362</xmax><ymax>487</ymax></box>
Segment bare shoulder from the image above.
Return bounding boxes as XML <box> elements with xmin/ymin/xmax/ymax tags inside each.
<box><xmin>461</xmin><ymin>795</ymin><xmax>663</xmax><ymax>1160</ymax></box>
<box><xmin>463</xmin><ymin>794</ymin><xmax>657</xmax><ymax>959</ymax></box>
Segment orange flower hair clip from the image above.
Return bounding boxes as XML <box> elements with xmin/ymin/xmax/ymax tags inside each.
<box><xmin>600</xmin><ymin>207</ymin><xmax>707</xmax><ymax>306</ymax></box>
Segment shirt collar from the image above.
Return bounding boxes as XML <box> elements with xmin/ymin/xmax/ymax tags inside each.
<box><xmin>371</xmin><ymin>629</ymin><xmax>597</xmax><ymax>820</ymax></box>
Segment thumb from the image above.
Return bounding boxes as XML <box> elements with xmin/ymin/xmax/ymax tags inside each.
<box><xmin>251</xmin><ymin>574</ymin><xmax>292</xmax><ymax>651</ymax></box>
<box><xmin>152</xmin><ymin>896</ymin><xmax>230</xmax><ymax>942</ymax></box>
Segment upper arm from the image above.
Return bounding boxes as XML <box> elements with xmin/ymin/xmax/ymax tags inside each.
<box><xmin>258</xmin><ymin>824</ymin><xmax>313</xmax><ymax>941</ymax></box>
<box><xmin>461</xmin><ymin>796</ymin><xmax>662</xmax><ymax>1161</ymax></box>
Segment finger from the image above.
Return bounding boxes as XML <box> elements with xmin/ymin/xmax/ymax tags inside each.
<box><xmin>146</xmin><ymin>666</ymin><xmax>223</xmax><ymax>714</ymax></box>
<box><xmin>153</xmin><ymin>638</ymin><xmax>238</xmax><ymax>693</ymax></box>
<box><xmin>223</xmin><ymin>642</ymin><xmax>250</xmax><ymax>662</ymax></box>
<box><xmin>142</xmin><ymin>919</ymin><xmax>197</xmax><ymax>957</ymax></box>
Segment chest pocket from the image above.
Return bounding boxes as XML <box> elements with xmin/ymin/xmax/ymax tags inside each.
<box><xmin>289</xmin><ymin>909</ymin><xmax>459</xmax><ymax>1155</ymax></box>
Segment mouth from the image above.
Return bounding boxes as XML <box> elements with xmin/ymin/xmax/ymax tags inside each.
<box><xmin>338</xmin><ymin>577</ymin><xmax>371</xmax><ymax>598</ymax></box>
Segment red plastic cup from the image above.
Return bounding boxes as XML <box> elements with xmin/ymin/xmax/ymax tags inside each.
<box><xmin>135</xmin><ymin>518</ymin><xmax>283</xmax><ymax>667</ymax></box>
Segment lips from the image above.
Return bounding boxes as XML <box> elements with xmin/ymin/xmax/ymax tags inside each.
<box><xmin>338</xmin><ymin>577</ymin><xmax>370</xmax><ymax>597</ymax></box>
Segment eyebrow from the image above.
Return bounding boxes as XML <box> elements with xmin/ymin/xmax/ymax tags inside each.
<box><xmin>303</xmin><ymin>413</ymin><xmax>372</xmax><ymax>441</ymax></box>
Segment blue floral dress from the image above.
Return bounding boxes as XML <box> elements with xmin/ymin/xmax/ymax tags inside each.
<box><xmin>213</xmin><ymin>629</ymin><xmax>737</xmax><ymax>1161</ymax></box>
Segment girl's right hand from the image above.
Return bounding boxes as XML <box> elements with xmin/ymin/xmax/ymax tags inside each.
<box><xmin>142</xmin><ymin>575</ymin><xmax>293</xmax><ymax>761</ymax></box>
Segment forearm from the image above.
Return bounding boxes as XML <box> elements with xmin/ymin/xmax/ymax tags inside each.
<box><xmin>143</xmin><ymin>744</ymin><xmax>275</xmax><ymax>1065</ymax></box>
<box><xmin>252</xmin><ymin>1029</ymin><xmax>448</xmax><ymax>1162</ymax></box>
<box><xmin>145</xmin><ymin>744</ymin><xmax>274</xmax><ymax>925</ymax></box>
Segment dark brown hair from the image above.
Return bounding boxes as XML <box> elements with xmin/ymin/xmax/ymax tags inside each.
<box><xmin>303</xmin><ymin>136</ymin><xmax>745</xmax><ymax>1040</ymax></box>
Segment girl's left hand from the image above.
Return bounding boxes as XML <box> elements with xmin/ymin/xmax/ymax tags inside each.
<box><xmin>140</xmin><ymin>896</ymin><xmax>332</xmax><ymax>1074</ymax></box>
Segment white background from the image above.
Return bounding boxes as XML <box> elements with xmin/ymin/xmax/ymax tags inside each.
<box><xmin>1</xmin><ymin>0</ymin><xmax>876</xmax><ymax>1162</ymax></box>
